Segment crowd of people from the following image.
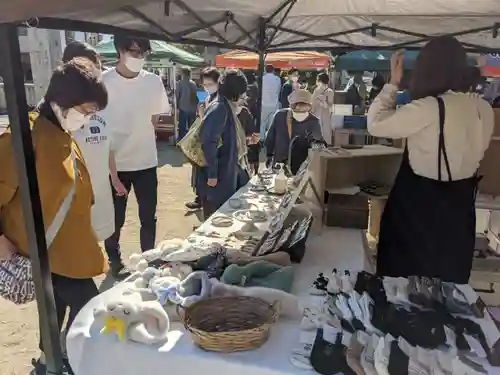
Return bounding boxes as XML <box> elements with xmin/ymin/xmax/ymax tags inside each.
<box><xmin>0</xmin><ymin>33</ymin><xmax>497</xmax><ymax>375</ymax></box>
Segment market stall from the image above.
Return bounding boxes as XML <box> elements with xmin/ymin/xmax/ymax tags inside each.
<box><xmin>3</xmin><ymin>1</ymin><xmax>500</xmax><ymax>375</ymax></box>
<box><xmin>65</xmin><ymin>166</ymin><xmax>500</xmax><ymax>375</ymax></box>
<box><xmin>215</xmin><ymin>51</ymin><xmax>330</xmax><ymax>70</ymax></box>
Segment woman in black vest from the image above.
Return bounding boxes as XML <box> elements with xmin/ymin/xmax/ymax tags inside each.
<box><xmin>367</xmin><ymin>37</ymin><xmax>494</xmax><ymax>283</ymax></box>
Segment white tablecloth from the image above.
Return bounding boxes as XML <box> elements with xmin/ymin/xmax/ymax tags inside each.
<box><xmin>67</xmin><ymin>228</ymin><xmax>368</xmax><ymax>375</ymax></box>
<box><xmin>67</xmin><ymin>228</ymin><xmax>500</xmax><ymax>375</ymax></box>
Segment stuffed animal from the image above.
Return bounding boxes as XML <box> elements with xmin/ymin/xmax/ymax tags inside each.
<box><xmin>129</xmin><ymin>238</ymin><xmax>185</xmax><ymax>271</ymax></box>
<box><xmin>210</xmin><ymin>278</ymin><xmax>300</xmax><ymax>319</ymax></box>
<box><xmin>94</xmin><ymin>289</ymin><xmax>170</xmax><ymax>345</ymax></box>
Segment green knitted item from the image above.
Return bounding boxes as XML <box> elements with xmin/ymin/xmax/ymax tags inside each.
<box><xmin>221</xmin><ymin>260</ymin><xmax>294</xmax><ymax>292</ymax></box>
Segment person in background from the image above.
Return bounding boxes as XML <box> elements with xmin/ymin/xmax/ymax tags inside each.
<box><xmin>185</xmin><ymin>67</ymin><xmax>221</xmax><ymax>211</ymax></box>
<box><xmin>101</xmin><ymin>35</ymin><xmax>170</xmax><ymax>278</ymax></box>
<box><xmin>0</xmin><ymin>58</ymin><xmax>108</xmax><ymax>375</ymax></box>
<box><xmin>266</xmin><ymin>89</ymin><xmax>324</xmax><ymax>173</ymax></box>
<box><xmin>280</xmin><ymin>68</ymin><xmax>300</xmax><ymax>108</ymax></box>
<box><xmin>368</xmin><ymin>73</ymin><xmax>386</xmax><ymax>102</ymax></box>
<box><xmin>245</xmin><ymin>71</ymin><xmax>259</xmax><ymax>120</ymax></box>
<box><xmin>260</xmin><ymin>64</ymin><xmax>281</xmax><ymax>139</ymax></box>
<box><xmin>176</xmin><ymin>68</ymin><xmax>198</xmax><ymax>140</ymax></box>
<box><xmin>237</xmin><ymin>97</ymin><xmax>260</xmax><ymax>175</ymax></box>
<box><xmin>345</xmin><ymin>72</ymin><xmax>367</xmax><ymax>113</ymax></box>
<box><xmin>312</xmin><ymin>72</ymin><xmax>335</xmax><ymax>144</ymax></box>
<box><xmin>196</xmin><ymin>69</ymin><xmax>248</xmax><ymax>219</ymax></box>
<box><xmin>60</xmin><ymin>42</ymin><xmax>128</xmax><ymax>266</ymax></box>
<box><xmin>367</xmin><ymin>37</ymin><xmax>494</xmax><ymax>283</ymax></box>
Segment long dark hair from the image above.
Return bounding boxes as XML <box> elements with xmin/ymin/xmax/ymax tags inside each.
<box><xmin>409</xmin><ymin>36</ymin><xmax>468</xmax><ymax>100</ymax></box>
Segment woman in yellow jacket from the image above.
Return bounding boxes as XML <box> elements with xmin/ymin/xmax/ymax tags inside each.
<box><xmin>0</xmin><ymin>57</ymin><xmax>108</xmax><ymax>374</ymax></box>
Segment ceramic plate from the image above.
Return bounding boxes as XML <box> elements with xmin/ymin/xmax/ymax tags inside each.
<box><xmin>233</xmin><ymin>209</ymin><xmax>268</xmax><ymax>223</ymax></box>
<box><xmin>210</xmin><ymin>216</ymin><xmax>234</xmax><ymax>227</ymax></box>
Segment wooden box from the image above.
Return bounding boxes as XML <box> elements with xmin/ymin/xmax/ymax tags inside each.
<box><xmin>478</xmin><ymin>108</ymin><xmax>500</xmax><ymax>196</ymax></box>
<box><xmin>368</xmin><ymin>198</ymin><xmax>387</xmax><ymax>239</ymax></box>
<box><xmin>326</xmin><ymin>194</ymin><xmax>369</xmax><ymax>229</ymax></box>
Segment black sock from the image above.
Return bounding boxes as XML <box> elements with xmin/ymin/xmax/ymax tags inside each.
<box><xmin>387</xmin><ymin>340</ymin><xmax>409</xmax><ymax>375</ymax></box>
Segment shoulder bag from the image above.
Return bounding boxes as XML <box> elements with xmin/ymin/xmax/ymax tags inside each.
<box><xmin>0</xmin><ymin>147</ymin><xmax>78</xmax><ymax>305</ymax></box>
<box><xmin>177</xmin><ymin>101</ymin><xmax>226</xmax><ymax>167</ymax></box>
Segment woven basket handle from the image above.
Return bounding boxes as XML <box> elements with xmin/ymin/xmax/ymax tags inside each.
<box><xmin>270</xmin><ymin>301</ymin><xmax>281</xmax><ymax>322</ymax></box>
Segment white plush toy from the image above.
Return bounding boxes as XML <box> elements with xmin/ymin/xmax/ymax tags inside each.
<box><xmin>94</xmin><ymin>289</ymin><xmax>170</xmax><ymax>345</ymax></box>
<box><xmin>209</xmin><ymin>278</ymin><xmax>301</xmax><ymax>320</ymax></box>
<box><xmin>129</xmin><ymin>238</ymin><xmax>185</xmax><ymax>271</ymax></box>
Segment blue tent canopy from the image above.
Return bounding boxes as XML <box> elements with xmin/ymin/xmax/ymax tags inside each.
<box><xmin>335</xmin><ymin>50</ymin><xmax>476</xmax><ymax>71</ymax></box>
<box><xmin>334</xmin><ymin>50</ymin><xmax>420</xmax><ymax>71</ymax></box>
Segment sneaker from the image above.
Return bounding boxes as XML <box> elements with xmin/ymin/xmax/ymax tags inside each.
<box><xmin>185</xmin><ymin>199</ymin><xmax>202</xmax><ymax>210</ymax></box>
<box><xmin>110</xmin><ymin>262</ymin><xmax>132</xmax><ymax>280</ymax></box>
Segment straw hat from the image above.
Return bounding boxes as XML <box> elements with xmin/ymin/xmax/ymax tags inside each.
<box><xmin>288</xmin><ymin>89</ymin><xmax>312</xmax><ymax>106</ymax></box>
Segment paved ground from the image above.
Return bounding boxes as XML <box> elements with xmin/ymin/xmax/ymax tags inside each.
<box><xmin>0</xmin><ymin>143</ymin><xmax>201</xmax><ymax>375</ymax></box>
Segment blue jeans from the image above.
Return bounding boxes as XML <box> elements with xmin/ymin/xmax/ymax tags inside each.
<box><xmin>178</xmin><ymin>110</ymin><xmax>197</xmax><ymax>140</ymax></box>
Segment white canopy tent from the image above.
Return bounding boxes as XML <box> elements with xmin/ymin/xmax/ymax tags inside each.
<box><xmin>2</xmin><ymin>0</ymin><xmax>500</xmax><ymax>52</ymax></box>
<box><xmin>1</xmin><ymin>1</ymin><xmax>500</xmax><ymax>374</ymax></box>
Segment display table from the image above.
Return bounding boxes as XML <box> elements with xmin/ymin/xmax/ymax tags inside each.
<box><xmin>66</xmin><ymin>228</ymin><xmax>368</xmax><ymax>375</ymax></box>
<box><xmin>67</xmin><ymin>226</ymin><xmax>500</xmax><ymax>375</ymax></box>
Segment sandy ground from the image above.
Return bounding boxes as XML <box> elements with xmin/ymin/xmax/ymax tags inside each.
<box><xmin>0</xmin><ymin>142</ymin><xmax>201</xmax><ymax>375</ymax></box>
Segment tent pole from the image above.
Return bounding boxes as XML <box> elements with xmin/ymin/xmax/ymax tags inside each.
<box><xmin>0</xmin><ymin>24</ymin><xmax>64</xmax><ymax>375</ymax></box>
<box><xmin>256</xmin><ymin>17</ymin><xmax>267</xmax><ymax>139</ymax></box>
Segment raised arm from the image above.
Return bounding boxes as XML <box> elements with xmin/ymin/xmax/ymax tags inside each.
<box><xmin>367</xmin><ymin>84</ymin><xmax>434</xmax><ymax>138</ymax></box>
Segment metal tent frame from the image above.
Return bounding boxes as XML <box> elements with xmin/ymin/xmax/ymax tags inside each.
<box><xmin>1</xmin><ymin>1</ymin><xmax>500</xmax><ymax>374</ymax></box>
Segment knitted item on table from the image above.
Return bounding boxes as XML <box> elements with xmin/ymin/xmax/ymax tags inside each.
<box><xmin>374</xmin><ymin>335</ymin><xmax>393</xmax><ymax>375</ymax></box>
<box><xmin>387</xmin><ymin>340</ymin><xmax>410</xmax><ymax>375</ymax></box>
<box><xmin>93</xmin><ymin>289</ymin><xmax>170</xmax><ymax>345</ymax></box>
<box><xmin>220</xmin><ymin>260</ymin><xmax>294</xmax><ymax>292</ymax></box>
<box><xmin>168</xmin><ymin>271</ymin><xmax>212</xmax><ymax>307</ymax></box>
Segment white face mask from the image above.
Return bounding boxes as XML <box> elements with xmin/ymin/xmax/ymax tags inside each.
<box><xmin>51</xmin><ymin>103</ymin><xmax>88</xmax><ymax>132</ymax></box>
<box><xmin>291</xmin><ymin>76</ymin><xmax>299</xmax><ymax>83</ymax></box>
<box><xmin>124</xmin><ymin>55</ymin><xmax>145</xmax><ymax>73</ymax></box>
<box><xmin>292</xmin><ymin>111</ymin><xmax>309</xmax><ymax>122</ymax></box>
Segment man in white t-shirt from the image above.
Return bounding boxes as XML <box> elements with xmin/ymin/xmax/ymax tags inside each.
<box><xmin>100</xmin><ymin>35</ymin><xmax>170</xmax><ymax>278</ymax></box>
<box><xmin>260</xmin><ymin>64</ymin><xmax>281</xmax><ymax>139</ymax></box>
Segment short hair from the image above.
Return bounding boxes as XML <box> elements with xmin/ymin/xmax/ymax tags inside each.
<box><xmin>409</xmin><ymin>36</ymin><xmax>468</xmax><ymax>100</ymax></box>
<box><xmin>465</xmin><ymin>66</ymin><xmax>481</xmax><ymax>92</ymax></box>
<box><xmin>288</xmin><ymin>68</ymin><xmax>299</xmax><ymax>76</ymax></box>
<box><xmin>219</xmin><ymin>69</ymin><xmax>247</xmax><ymax>101</ymax></box>
<box><xmin>45</xmin><ymin>57</ymin><xmax>108</xmax><ymax>111</ymax></box>
<box><xmin>265</xmin><ymin>64</ymin><xmax>275</xmax><ymax>73</ymax></box>
<box><xmin>371</xmin><ymin>73</ymin><xmax>385</xmax><ymax>88</ymax></box>
<box><xmin>182</xmin><ymin>67</ymin><xmax>191</xmax><ymax>77</ymax></box>
<box><xmin>317</xmin><ymin>72</ymin><xmax>329</xmax><ymax>85</ymax></box>
<box><xmin>201</xmin><ymin>67</ymin><xmax>219</xmax><ymax>83</ymax></box>
<box><xmin>113</xmin><ymin>34</ymin><xmax>151</xmax><ymax>56</ymax></box>
<box><xmin>62</xmin><ymin>41</ymin><xmax>99</xmax><ymax>65</ymax></box>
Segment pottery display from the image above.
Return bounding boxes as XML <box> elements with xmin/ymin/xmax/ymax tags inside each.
<box><xmin>228</xmin><ymin>198</ymin><xmax>243</xmax><ymax>209</ymax></box>
<box><xmin>210</xmin><ymin>216</ymin><xmax>234</xmax><ymax>228</ymax></box>
<box><xmin>233</xmin><ymin>210</ymin><xmax>268</xmax><ymax>223</ymax></box>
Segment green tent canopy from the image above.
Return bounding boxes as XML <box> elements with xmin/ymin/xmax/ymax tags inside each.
<box><xmin>96</xmin><ymin>39</ymin><xmax>204</xmax><ymax>67</ymax></box>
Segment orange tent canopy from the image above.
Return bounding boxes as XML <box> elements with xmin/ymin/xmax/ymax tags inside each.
<box><xmin>215</xmin><ymin>50</ymin><xmax>330</xmax><ymax>70</ymax></box>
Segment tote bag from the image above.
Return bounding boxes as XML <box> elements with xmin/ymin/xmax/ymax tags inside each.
<box><xmin>177</xmin><ymin>102</ymin><xmax>226</xmax><ymax>167</ymax></box>
<box><xmin>0</xmin><ymin>148</ymin><xmax>78</xmax><ymax>305</ymax></box>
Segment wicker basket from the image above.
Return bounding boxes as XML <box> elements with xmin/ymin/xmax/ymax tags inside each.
<box><xmin>183</xmin><ymin>296</ymin><xmax>280</xmax><ymax>352</ymax></box>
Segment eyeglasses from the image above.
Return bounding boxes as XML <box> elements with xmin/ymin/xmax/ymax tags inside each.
<box><xmin>127</xmin><ymin>48</ymin><xmax>149</xmax><ymax>59</ymax></box>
